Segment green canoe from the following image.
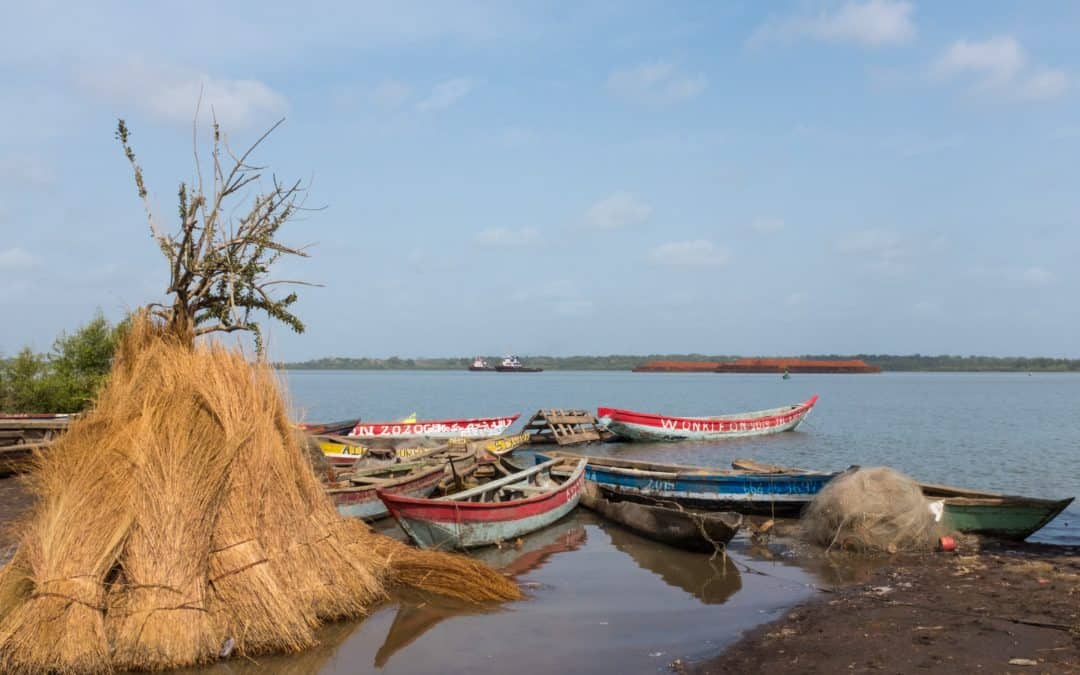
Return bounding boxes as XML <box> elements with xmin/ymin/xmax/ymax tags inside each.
<box><xmin>733</xmin><ymin>459</ymin><xmax>1074</xmax><ymax>541</ymax></box>
<box><xmin>919</xmin><ymin>482</ymin><xmax>1074</xmax><ymax>541</ymax></box>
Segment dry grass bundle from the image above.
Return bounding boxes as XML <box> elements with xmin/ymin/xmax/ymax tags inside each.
<box><xmin>0</xmin><ymin>316</ymin><xmax>521</xmax><ymax>672</ymax></box>
<box><xmin>801</xmin><ymin>467</ymin><xmax>945</xmax><ymax>554</ymax></box>
<box><xmin>0</xmin><ymin>385</ymin><xmax>143</xmax><ymax>672</ymax></box>
<box><xmin>368</xmin><ymin>537</ymin><xmax>522</xmax><ymax>603</ymax></box>
<box><xmin>106</xmin><ymin>362</ymin><xmax>240</xmax><ymax>669</ymax></box>
<box><xmin>203</xmin><ymin>362</ymin><xmax>318</xmax><ymax>656</ymax></box>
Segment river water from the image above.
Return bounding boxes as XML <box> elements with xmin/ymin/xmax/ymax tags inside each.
<box><xmin>225</xmin><ymin>370</ymin><xmax>1077</xmax><ymax>674</ymax></box>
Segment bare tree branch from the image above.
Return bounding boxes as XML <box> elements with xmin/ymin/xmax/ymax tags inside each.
<box><xmin>117</xmin><ymin>117</ymin><xmax>316</xmax><ymax>352</ymax></box>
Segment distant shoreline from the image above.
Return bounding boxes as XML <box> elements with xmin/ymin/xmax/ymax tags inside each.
<box><xmin>277</xmin><ymin>355</ymin><xmax>1080</xmax><ymax>373</ymax></box>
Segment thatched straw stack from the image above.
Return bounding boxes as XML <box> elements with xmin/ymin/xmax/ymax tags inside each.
<box><xmin>0</xmin><ymin>316</ymin><xmax>520</xmax><ymax>673</ymax></box>
<box><xmin>801</xmin><ymin>467</ymin><xmax>946</xmax><ymax>554</ymax></box>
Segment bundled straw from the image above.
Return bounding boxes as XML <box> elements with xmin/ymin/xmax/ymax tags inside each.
<box><xmin>800</xmin><ymin>467</ymin><xmax>945</xmax><ymax>554</ymax></box>
<box><xmin>0</xmin><ymin>315</ymin><xmax>522</xmax><ymax>673</ymax></box>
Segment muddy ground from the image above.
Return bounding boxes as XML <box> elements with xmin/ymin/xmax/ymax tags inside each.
<box><xmin>693</xmin><ymin>534</ymin><xmax>1080</xmax><ymax>674</ymax></box>
<box><xmin>1</xmin><ymin>475</ymin><xmax>1077</xmax><ymax>674</ymax></box>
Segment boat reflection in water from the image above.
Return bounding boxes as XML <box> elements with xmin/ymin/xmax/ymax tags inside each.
<box><xmin>374</xmin><ymin>520</ymin><xmax>588</xmax><ymax>668</ymax></box>
<box><xmin>597</xmin><ymin>519</ymin><xmax>742</xmax><ymax>605</ymax></box>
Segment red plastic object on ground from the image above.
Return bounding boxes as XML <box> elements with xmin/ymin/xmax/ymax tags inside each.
<box><xmin>938</xmin><ymin>536</ymin><xmax>957</xmax><ymax>552</ymax></box>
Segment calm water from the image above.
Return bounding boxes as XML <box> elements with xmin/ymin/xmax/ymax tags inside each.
<box><xmin>238</xmin><ymin>370</ymin><xmax>1080</xmax><ymax>674</ymax></box>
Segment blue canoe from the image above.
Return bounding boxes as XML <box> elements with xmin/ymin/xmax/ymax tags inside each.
<box><xmin>536</xmin><ymin>452</ymin><xmax>836</xmax><ymax>516</ymax></box>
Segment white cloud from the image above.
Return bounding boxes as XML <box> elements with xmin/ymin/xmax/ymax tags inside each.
<box><xmin>583</xmin><ymin>192</ymin><xmax>652</xmax><ymax>230</ymax></box>
<box><xmin>370</xmin><ymin>80</ymin><xmax>414</xmax><ymax>108</ymax></box>
<box><xmin>751</xmin><ymin>217</ymin><xmax>785</xmax><ymax>234</ymax></box>
<box><xmin>649</xmin><ymin>240</ymin><xmax>730</xmax><ymax>267</ymax></box>
<box><xmin>474</xmin><ymin>227</ymin><xmax>539</xmax><ymax>247</ymax></box>
<box><xmin>417</xmin><ymin>78</ymin><xmax>474</xmax><ymax>111</ymax></box>
<box><xmin>79</xmin><ymin>60</ymin><xmax>288</xmax><ymax>129</ymax></box>
<box><xmin>932</xmin><ymin>37</ymin><xmax>1068</xmax><ymax>102</ymax></box>
<box><xmin>1017</xmin><ymin>68</ymin><xmax>1068</xmax><ymax>101</ymax></box>
<box><xmin>606</xmin><ymin>62</ymin><xmax>706</xmax><ymax>105</ymax></box>
<box><xmin>786</xmin><ymin>291</ymin><xmax>807</xmax><ymax>306</ymax></box>
<box><xmin>750</xmin><ymin>1</ymin><xmax>915</xmax><ymax>48</ymax></box>
<box><xmin>0</xmin><ymin>247</ymin><xmax>40</xmax><ymax>271</ymax></box>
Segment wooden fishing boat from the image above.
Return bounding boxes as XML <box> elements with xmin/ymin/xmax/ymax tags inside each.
<box><xmin>313</xmin><ymin>435</ymin><xmax>456</xmax><ymax>468</ymax></box>
<box><xmin>732</xmin><ymin>459</ymin><xmax>1075</xmax><ymax>541</ymax></box>
<box><xmin>596</xmin><ymin>396</ymin><xmax>818</xmax><ymax>441</ymax></box>
<box><xmin>579</xmin><ymin>481</ymin><xmax>742</xmax><ymax>552</ymax></box>
<box><xmin>378</xmin><ymin>457</ymin><xmax>587</xmax><ymax>550</ymax></box>
<box><xmin>539</xmin><ymin>452</ymin><xmax>835</xmax><ymax>516</ymax></box>
<box><xmin>347</xmin><ymin>414</ymin><xmax>520</xmax><ymax>440</ymax></box>
<box><xmin>327</xmin><ymin>461</ymin><xmax>447</xmax><ymax>520</ymax></box>
<box><xmin>296</xmin><ymin>418</ymin><xmax>362</xmax><ymax>436</ymax></box>
<box><xmin>326</xmin><ymin>448</ymin><xmax>477</xmax><ymax>520</ymax></box>
<box><xmin>461</xmin><ymin>431</ymin><xmax>531</xmax><ymax>459</ymax></box>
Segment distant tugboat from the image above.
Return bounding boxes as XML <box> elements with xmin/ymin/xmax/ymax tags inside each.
<box><xmin>495</xmin><ymin>355</ymin><xmax>543</xmax><ymax>373</ymax></box>
<box><xmin>468</xmin><ymin>357</ymin><xmax>495</xmax><ymax>372</ymax></box>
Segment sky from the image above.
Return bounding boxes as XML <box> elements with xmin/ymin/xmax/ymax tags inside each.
<box><xmin>1</xmin><ymin>1</ymin><xmax>1078</xmax><ymax>360</ymax></box>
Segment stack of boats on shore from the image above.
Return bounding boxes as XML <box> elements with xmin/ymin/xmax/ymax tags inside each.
<box><xmin>303</xmin><ymin>394</ymin><xmax>1073</xmax><ymax>553</ymax></box>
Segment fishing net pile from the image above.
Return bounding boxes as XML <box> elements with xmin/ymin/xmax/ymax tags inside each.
<box><xmin>800</xmin><ymin>467</ymin><xmax>946</xmax><ymax>554</ymax></box>
<box><xmin>0</xmin><ymin>318</ymin><xmax>520</xmax><ymax>673</ymax></box>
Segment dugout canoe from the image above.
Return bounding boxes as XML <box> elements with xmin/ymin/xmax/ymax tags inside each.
<box><xmin>378</xmin><ymin>457</ymin><xmax>586</xmax><ymax>550</ymax></box>
<box><xmin>579</xmin><ymin>481</ymin><xmax>741</xmax><ymax>552</ymax></box>
<box><xmin>297</xmin><ymin>418</ymin><xmax>362</xmax><ymax>436</ymax></box>
<box><xmin>451</xmin><ymin>431</ymin><xmax>531</xmax><ymax>459</ymax></box>
<box><xmin>326</xmin><ymin>451</ymin><xmax>475</xmax><ymax>520</ymax></box>
<box><xmin>539</xmin><ymin>452</ymin><xmax>834</xmax><ymax>516</ymax></box>
<box><xmin>732</xmin><ymin>459</ymin><xmax>1075</xmax><ymax>541</ymax></box>
<box><xmin>347</xmin><ymin>414</ymin><xmax>520</xmax><ymax>440</ymax></box>
<box><xmin>596</xmin><ymin>396</ymin><xmax>818</xmax><ymax>441</ymax></box>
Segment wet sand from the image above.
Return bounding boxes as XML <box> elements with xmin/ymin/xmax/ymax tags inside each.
<box><xmin>694</xmin><ymin>535</ymin><xmax>1080</xmax><ymax>674</ymax></box>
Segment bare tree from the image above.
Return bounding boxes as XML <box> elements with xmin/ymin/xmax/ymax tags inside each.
<box><xmin>116</xmin><ymin>116</ymin><xmax>316</xmax><ymax>351</ymax></box>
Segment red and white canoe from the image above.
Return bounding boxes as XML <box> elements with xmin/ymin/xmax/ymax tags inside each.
<box><xmin>347</xmin><ymin>414</ymin><xmax>520</xmax><ymax>440</ymax></box>
<box><xmin>597</xmin><ymin>395</ymin><xmax>819</xmax><ymax>441</ymax></box>
<box><xmin>378</xmin><ymin>457</ymin><xmax>586</xmax><ymax>549</ymax></box>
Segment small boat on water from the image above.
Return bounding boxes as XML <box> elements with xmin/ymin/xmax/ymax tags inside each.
<box><xmin>596</xmin><ymin>395</ymin><xmax>818</xmax><ymax>442</ymax></box>
<box><xmin>314</xmin><ymin>435</ymin><xmax>453</xmax><ymax>467</ymax></box>
<box><xmin>468</xmin><ymin>357</ymin><xmax>495</xmax><ymax>372</ymax></box>
<box><xmin>328</xmin><ymin>461</ymin><xmax>447</xmax><ymax>520</ymax></box>
<box><xmin>378</xmin><ymin>456</ymin><xmax>587</xmax><ymax>549</ymax></box>
<box><xmin>448</xmin><ymin>431</ymin><xmax>531</xmax><ymax>459</ymax></box>
<box><xmin>495</xmin><ymin>355</ymin><xmax>543</xmax><ymax>373</ymax></box>
<box><xmin>346</xmin><ymin>414</ymin><xmax>520</xmax><ymax>440</ymax></box>
<box><xmin>732</xmin><ymin>459</ymin><xmax>1075</xmax><ymax>541</ymax></box>
<box><xmin>297</xmin><ymin>418</ymin><xmax>362</xmax><ymax>436</ymax></box>
<box><xmin>327</xmin><ymin>449</ymin><xmax>477</xmax><ymax>520</ymax></box>
<box><xmin>539</xmin><ymin>452</ymin><xmax>835</xmax><ymax>516</ymax></box>
<box><xmin>578</xmin><ymin>481</ymin><xmax>742</xmax><ymax>552</ymax></box>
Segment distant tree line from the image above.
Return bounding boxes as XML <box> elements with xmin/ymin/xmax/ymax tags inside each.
<box><xmin>279</xmin><ymin>354</ymin><xmax>1080</xmax><ymax>372</ymax></box>
<box><xmin>0</xmin><ymin>313</ymin><xmax>124</xmax><ymax>413</ymax></box>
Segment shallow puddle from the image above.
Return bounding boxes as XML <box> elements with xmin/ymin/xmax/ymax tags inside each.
<box><xmin>188</xmin><ymin>511</ymin><xmax>881</xmax><ymax>674</ymax></box>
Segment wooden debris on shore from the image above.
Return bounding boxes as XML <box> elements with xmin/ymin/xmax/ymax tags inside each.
<box><xmin>0</xmin><ymin>417</ymin><xmax>71</xmax><ymax>477</ymax></box>
<box><xmin>522</xmin><ymin>409</ymin><xmax>614</xmax><ymax>446</ymax></box>
<box><xmin>0</xmin><ymin>316</ymin><xmax>521</xmax><ymax>673</ymax></box>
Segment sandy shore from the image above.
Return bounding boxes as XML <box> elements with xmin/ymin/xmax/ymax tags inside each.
<box><xmin>693</xmin><ymin>535</ymin><xmax>1080</xmax><ymax>674</ymax></box>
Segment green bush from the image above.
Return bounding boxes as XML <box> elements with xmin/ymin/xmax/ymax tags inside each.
<box><xmin>0</xmin><ymin>312</ymin><xmax>122</xmax><ymax>413</ymax></box>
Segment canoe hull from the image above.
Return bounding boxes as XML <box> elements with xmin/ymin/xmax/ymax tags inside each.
<box><xmin>348</xmin><ymin>414</ymin><xmax>520</xmax><ymax>440</ymax></box>
<box><xmin>597</xmin><ymin>396</ymin><xmax>818</xmax><ymax>442</ymax></box>
<box><xmin>380</xmin><ymin>462</ymin><xmax>585</xmax><ymax>549</ymax></box>
<box><xmin>328</xmin><ymin>467</ymin><xmax>445</xmax><ymax>521</ymax></box>
<box><xmin>542</xmin><ymin>453</ymin><xmax>833</xmax><ymax>516</ymax></box>
<box><xmin>582</xmin><ymin>482</ymin><xmax>741</xmax><ymax>552</ymax></box>
<box><xmin>940</xmin><ymin>498</ymin><xmax>1074</xmax><ymax>541</ymax></box>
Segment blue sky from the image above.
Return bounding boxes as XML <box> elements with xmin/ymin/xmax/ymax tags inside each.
<box><xmin>1</xmin><ymin>1</ymin><xmax>1078</xmax><ymax>360</ymax></box>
